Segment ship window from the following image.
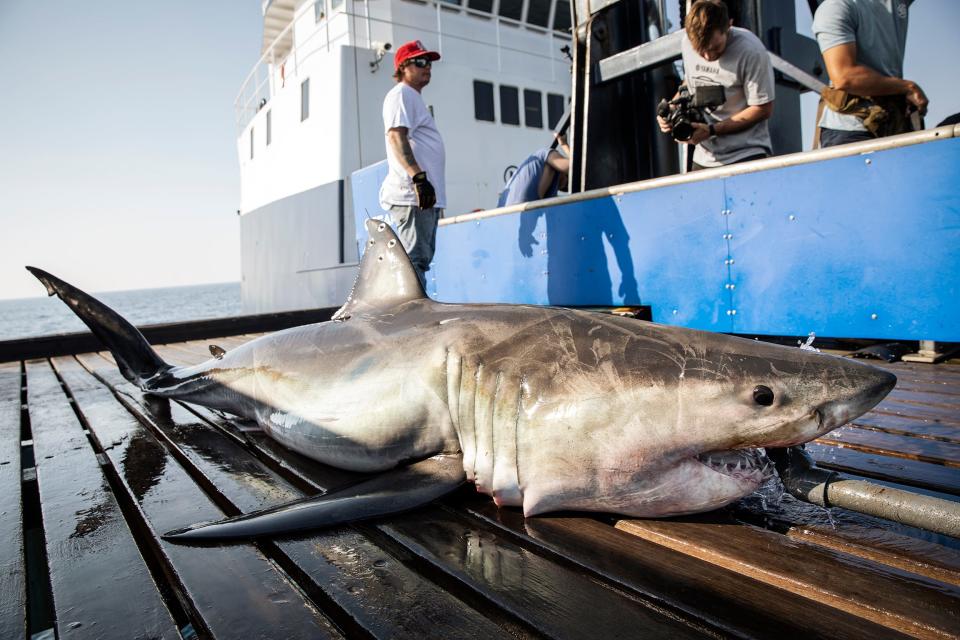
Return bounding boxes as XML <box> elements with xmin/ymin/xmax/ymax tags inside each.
<box><xmin>473</xmin><ymin>81</ymin><xmax>495</xmax><ymax>122</ymax></box>
<box><xmin>301</xmin><ymin>78</ymin><xmax>310</xmax><ymax>121</ymax></box>
<box><xmin>524</xmin><ymin>89</ymin><xmax>543</xmax><ymax>128</ymax></box>
<box><xmin>266</xmin><ymin>110</ymin><xmax>272</xmax><ymax>145</ymax></box>
<box><xmin>547</xmin><ymin>93</ymin><xmax>564</xmax><ymax>129</ymax></box>
<box><xmin>498</xmin><ymin>0</ymin><xmax>523</xmax><ymax>21</ymax></box>
<box><xmin>314</xmin><ymin>0</ymin><xmax>324</xmax><ymax>21</ymax></box>
<box><xmin>468</xmin><ymin>0</ymin><xmax>493</xmax><ymax>12</ymax></box>
<box><xmin>553</xmin><ymin>0</ymin><xmax>570</xmax><ymax>31</ymax></box>
<box><xmin>250</xmin><ymin>127</ymin><xmax>255</xmax><ymax>159</ymax></box>
<box><xmin>331</xmin><ymin>0</ymin><xmax>343</xmax><ymax>11</ymax></box>
<box><xmin>526</xmin><ymin>0</ymin><xmax>551</xmax><ymax>27</ymax></box>
<box><xmin>499</xmin><ymin>85</ymin><xmax>520</xmax><ymax>125</ymax></box>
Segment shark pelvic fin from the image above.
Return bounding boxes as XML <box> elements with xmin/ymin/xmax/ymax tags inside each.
<box><xmin>332</xmin><ymin>218</ymin><xmax>427</xmax><ymax>321</ymax></box>
<box><xmin>162</xmin><ymin>453</ymin><xmax>465</xmax><ymax>542</ymax></box>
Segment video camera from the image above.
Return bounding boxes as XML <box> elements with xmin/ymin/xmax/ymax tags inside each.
<box><xmin>657</xmin><ymin>85</ymin><xmax>726</xmax><ymax>142</ymax></box>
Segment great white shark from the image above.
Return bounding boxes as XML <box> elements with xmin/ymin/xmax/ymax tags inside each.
<box><xmin>27</xmin><ymin>219</ymin><xmax>896</xmax><ymax>541</ymax></box>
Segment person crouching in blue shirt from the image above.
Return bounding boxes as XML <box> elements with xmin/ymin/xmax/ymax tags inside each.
<box><xmin>497</xmin><ymin>135</ymin><xmax>570</xmax><ymax>207</ymax></box>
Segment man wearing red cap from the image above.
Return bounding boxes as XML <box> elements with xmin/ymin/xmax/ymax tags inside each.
<box><xmin>379</xmin><ymin>40</ymin><xmax>445</xmax><ymax>289</ymax></box>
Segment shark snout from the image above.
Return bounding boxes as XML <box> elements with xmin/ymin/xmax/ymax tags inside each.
<box><xmin>817</xmin><ymin>366</ymin><xmax>897</xmax><ymax>431</ymax></box>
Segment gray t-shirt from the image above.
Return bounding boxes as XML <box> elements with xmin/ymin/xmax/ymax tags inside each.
<box><xmin>813</xmin><ymin>0</ymin><xmax>912</xmax><ymax>132</ymax></box>
<box><xmin>681</xmin><ymin>27</ymin><xmax>775</xmax><ymax>167</ymax></box>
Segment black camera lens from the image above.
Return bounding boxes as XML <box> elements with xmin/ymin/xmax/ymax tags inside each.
<box><xmin>672</xmin><ymin>121</ymin><xmax>694</xmax><ymax>141</ymax></box>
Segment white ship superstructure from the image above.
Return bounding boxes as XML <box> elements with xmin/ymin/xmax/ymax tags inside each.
<box><xmin>237</xmin><ymin>0</ymin><xmax>572</xmax><ymax>312</ymax></box>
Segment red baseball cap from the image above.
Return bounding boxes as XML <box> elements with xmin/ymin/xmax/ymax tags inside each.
<box><xmin>394</xmin><ymin>40</ymin><xmax>441</xmax><ymax>71</ymax></box>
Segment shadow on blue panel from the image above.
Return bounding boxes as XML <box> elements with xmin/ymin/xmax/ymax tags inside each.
<box><xmin>518</xmin><ymin>198</ymin><xmax>640</xmax><ymax>306</ymax></box>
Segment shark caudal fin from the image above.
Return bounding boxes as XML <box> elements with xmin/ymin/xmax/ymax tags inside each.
<box><xmin>26</xmin><ymin>267</ymin><xmax>171</xmax><ymax>387</ymax></box>
<box><xmin>332</xmin><ymin>218</ymin><xmax>427</xmax><ymax>321</ymax></box>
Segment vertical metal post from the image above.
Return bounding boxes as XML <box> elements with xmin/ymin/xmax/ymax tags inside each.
<box><xmin>364</xmin><ymin>0</ymin><xmax>372</xmax><ymax>49</ymax></box>
<box><xmin>436</xmin><ymin>2</ymin><xmax>443</xmax><ymax>54</ymax></box>
<box><xmin>496</xmin><ymin>17</ymin><xmax>502</xmax><ymax>72</ymax></box>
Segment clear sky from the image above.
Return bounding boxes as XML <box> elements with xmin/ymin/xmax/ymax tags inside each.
<box><xmin>0</xmin><ymin>1</ymin><xmax>262</xmax><ymax>300</ymax></box>
<box><xmin>0</xmin><ymin>1</ymin><xmax>957</xmax><ymax>300</ymax></box>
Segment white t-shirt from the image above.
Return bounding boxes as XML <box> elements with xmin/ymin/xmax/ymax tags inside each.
<box><xmin>379</xmin><ymin>82</ymin><xmax>446</xmax><ymax>209</ymax></box>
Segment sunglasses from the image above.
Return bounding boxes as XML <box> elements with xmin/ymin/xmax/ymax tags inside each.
<box><xmin>406</xmin><ymin>58</ymin><xmax>432</xmax><ymax>69</ymax></box>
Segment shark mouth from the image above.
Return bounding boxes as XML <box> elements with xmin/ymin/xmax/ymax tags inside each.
<box><xmin>695</xmin><ymin>448</ymin><xmax>774</xmax><ymax>485</ymax></box>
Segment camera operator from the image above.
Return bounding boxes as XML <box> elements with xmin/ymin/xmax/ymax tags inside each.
<box><xmin>657</xmin><ymin>0</ymin><xmax>775</xmax><ymax>170</ymax></box>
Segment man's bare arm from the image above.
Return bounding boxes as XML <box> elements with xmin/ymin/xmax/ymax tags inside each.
<box><xmin>822</xmin><ymin>43</ymin><xmax>927</xmax><ymax>113</ymax></box>
<box><xmin>714</xmin><ymin>102</ymin><xmax>774</xmax><ymax>136</ymax></box>
<box><xmin>687</xmin><ymin>102</ymin><xmax>773</xmax><ymax>145</ymax></box>
<box><xmin>386</xmin><ymin>127</ymin><xmax>422</xmax><ymax>176</ymax></box>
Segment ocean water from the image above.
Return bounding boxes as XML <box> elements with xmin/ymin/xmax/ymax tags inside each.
<box><xmin>0</xmin><ymin>282</ymin><xmax>242</xmax><ymax>341</ymax></box>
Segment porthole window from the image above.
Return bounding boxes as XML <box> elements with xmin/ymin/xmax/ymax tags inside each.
<box><xmin>301</xmin><ymin>78</ymin><xmax>310</xmax><ymax>121</ymax></box>
<box><xmin>473</xmin><ymin>80</ymin><xmax>495</xmax><ymax>122</ymax></box>
<box><xmin>498</xmin><ymin>0</ymin><xmax>523</xmax><ymax>21</ymax></box>
<box><xmin>524</xmin><ymin>89</ymin><xmax>543</xmax><ymax>128</ymax></box>
<box><xmin>527</xmin><ymin>0</ymin><xmax>551</xmax><ymax>27</ymax></box>
<box><xmin>553</xmin><ymin>0</ymin><xmax>571</xmax><ymax>31</ymax></box>
<box><xmin>500</xmin><ymin>85</ymin><xmax>520</xmax><ymax>125</ymax></box>
<box><xmin>547</xmin><ymin>93</ymin><xmax>565</xmax><ymax>129</ymax></box>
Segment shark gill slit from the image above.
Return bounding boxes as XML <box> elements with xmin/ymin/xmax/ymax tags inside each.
<box><xmin>457</xmin><ymin>355</ymin><xmax>478</xmax><ymax>480</ymax></box>
<box><xmin>514</xmin><ymin>376</ymin><xmax>525</xmax><ymax>496</ymax></box>
<box><xmin>445</xmin><ymin>348</ymin><xmax>461</xmax><ymax>433</ymax></box>
<box><xmin>472</xmin><ymin>361</ymin><xmax>488</xmax><ymax>487</ymax></box>
<box><xmin>489</xmin><ymin>370</ymin><xmax>504</xmax><ymax>493</ymax></box>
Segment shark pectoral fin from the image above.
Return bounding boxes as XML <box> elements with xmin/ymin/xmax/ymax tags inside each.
<box><xmin>162</xmin><ymin>453</ymin><xmax>465</xmax><ymax>543</ymax></box>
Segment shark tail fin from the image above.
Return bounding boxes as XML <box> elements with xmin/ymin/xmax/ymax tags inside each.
<box><xmin>26</xmin><ymin>266</ymin><xmax>172</xmax><ymax>388</ymax></box>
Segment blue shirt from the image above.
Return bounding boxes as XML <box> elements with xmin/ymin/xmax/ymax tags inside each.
<box><xmin>498</xmin><ymin>149</ymin><xmax>558</xmax><ymax>207</ymax></box>
<box><xmin>813</xmin><ymin>0</ymin><xmax>912</xmax><ymax>132</ymax></box>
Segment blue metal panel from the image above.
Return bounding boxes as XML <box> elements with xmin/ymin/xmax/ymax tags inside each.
<box><xmin>353</xmin><ymin>135</ymin><xmax>960</xmax><ymax>340</ymax></box>
<box><xmin>350</xmin><ymin>160</ymin><xmax>390</xmax><ymax>257</ymax></box>
<box><xmin>724</xmin><ymin>139</ymin><xmax>960</xmax><ymax>339</ymax></box>
<box><xmin>433</xmin><ymin>178</ymin><xmax>731</xmax><ymax>330</ymax></box>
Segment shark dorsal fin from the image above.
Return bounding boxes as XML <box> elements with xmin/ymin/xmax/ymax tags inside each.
<box><xmin>332</xmin><ymin>218</ymin><xmax>427</xmax><ymax>320</ymax></box>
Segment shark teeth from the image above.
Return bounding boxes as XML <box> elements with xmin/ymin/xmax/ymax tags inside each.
<box><xmin>696</xmin><ymin>449</ymin><xmax>774</xmax><ymax>481</ymax></box>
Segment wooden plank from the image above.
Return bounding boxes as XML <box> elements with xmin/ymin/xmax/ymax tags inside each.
<box><xmin>380</xmin><ymin>509</ymin><xmax>711</xmax><ymax>639</ymax></box>
<box><xmin>784</xmin><ymin>525</ymin><xmax>960</xmax><ymax>588</ymax></box>
<box><xmin>852</xmin><ymin>413</ymin><xmax>960</xmax><ymax>445</ymax></box>
<box><xmin>817</xmin><ymin>425</ymin><xmax>960</xmax><ymax>467</ymax></box>
<box><xmin>727</xmin><ymin>490</ymin><xmax>960</xmax><ymax>587</ymax></box>
<box><xmin>614</xmin><ymin>515</ymin><xmax>960</xmax><ymax>639</ymax></box>
<box><xmin>25</xmin><ymin>360</ymin><xmax>180</xmax><ymax>640</ymax></box>
<box><xmin>86</xmin><ymin>361</ymin><xmax>515</xmax><ymax>640</ymax></box>
<box><xmin>872</xmin><ymin>400</ymin><xmax>960</xmax><ymax>428</ymax></box>
<box><xmin>890</xmin><ymin>380</ymin><xmax>960</xmax><ymax>398</ymax></box>
<box><xmin>886</xmin><ymin>389</ymin><xmax>960</xmax><ymax>409</ymax></box>
<box><xmin>460</xmin><ymin>497</ymin><xmax>910</xmax><ymax>640</ymax></box>
<box><xmin>808</xmin><ymin>443</ymin><xmax>960</xmax><ymax>496</ymax></box>
<box><xmin>57</xmin><ymin>355</ymin><xmax>342</xmax><ymax>640</ymax></box>
<box><xmin>0</xmin><ymin>362</ymin><xmax>26</xmax><ymax>640</ymax></box>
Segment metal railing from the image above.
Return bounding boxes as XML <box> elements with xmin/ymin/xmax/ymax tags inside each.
<box><xmin>235</xmin><ymin>0</ymin><xmax>572</xmax><ymax>132</ymax></box>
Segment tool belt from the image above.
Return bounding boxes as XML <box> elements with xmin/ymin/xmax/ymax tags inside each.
<box><xmin>813</xmin><ymin>87</ymin><xmax>911</xmax><ymax>148</ymax></box>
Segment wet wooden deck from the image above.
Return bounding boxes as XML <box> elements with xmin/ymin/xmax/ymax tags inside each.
<box><xmin>2</xmin><ymin>335</ymin><xmax>958</xmax><ymax>639</ymax></box>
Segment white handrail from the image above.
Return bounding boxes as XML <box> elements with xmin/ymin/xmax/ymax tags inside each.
<box><xmin>235</xmin><ymin>0</ymin><xmax>572</xmax><ymax>131</ymax></box>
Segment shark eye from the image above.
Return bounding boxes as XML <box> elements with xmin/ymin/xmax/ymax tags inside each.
<box><xmin>753</xmin><ymin>385</ymin><xmax>775</xmax><ymax>406</ymax></box>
